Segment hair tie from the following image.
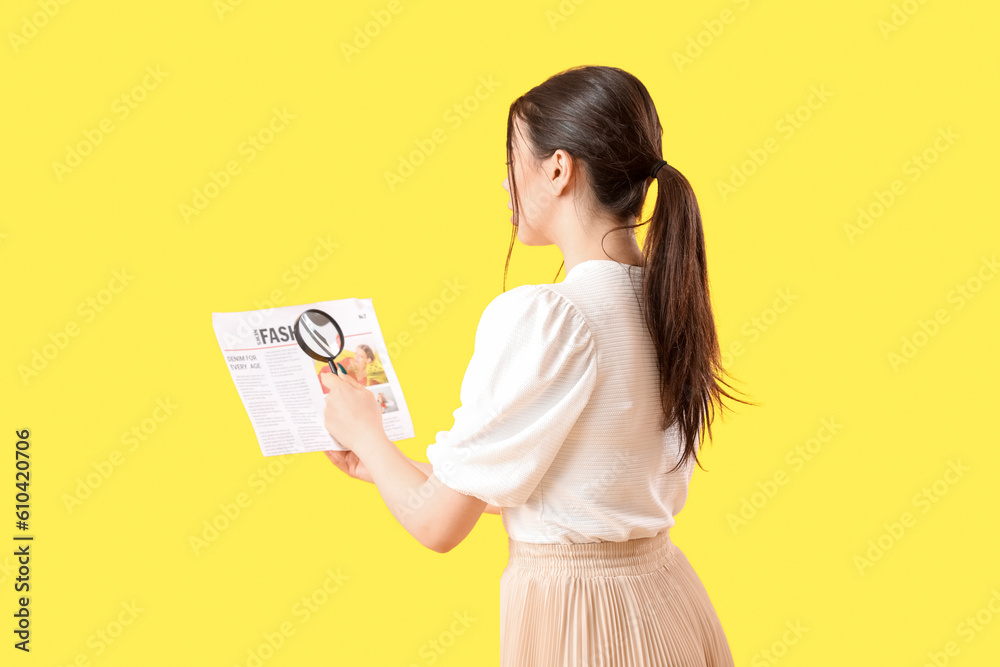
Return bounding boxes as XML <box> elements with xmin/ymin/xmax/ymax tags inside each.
<box><xmin>649</xmin><ymin>159</ymin><xmax>669</xmax><ymax>179</ymax></box>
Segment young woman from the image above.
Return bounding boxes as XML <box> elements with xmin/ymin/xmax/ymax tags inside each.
<box><xmin>344</xmin><ymin>344</ymin><xmax>374</xmax><ymax>386</ymax></box>
<box><xmin>321</xmin><ymin>65</ymin><xmax>754</xmax><ymax>666</ymax></box>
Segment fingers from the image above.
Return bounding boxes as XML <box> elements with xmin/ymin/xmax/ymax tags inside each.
<box><xmin>324</xmin><ymin>449</ymin><xmax>366</xmax><ymax>481</ymax></box>
<box><xmin>323</xmin><ymin>451</ymin><xmax>351</xmax><ymax>474</ymax></box>
<box><xmin>321</xmin><ymin>369</ymin><xmax>366</xmax><ymax>392</ymax></box>
<box><xmin>340</xmin><ymin>373</ymin><xmax>363</xmax><ymax>389</ymax></box>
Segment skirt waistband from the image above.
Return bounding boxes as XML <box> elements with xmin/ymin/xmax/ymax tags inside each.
<box><xmin>505</xmin><ymin>528</ymin><xmax>675</xmax><ymax>577</ymax></box>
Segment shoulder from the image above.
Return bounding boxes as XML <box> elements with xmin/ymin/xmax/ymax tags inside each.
<box><xmin>474</xmin><ymin>284</ymin><xmax>595</xmax><ymax>357</ymax></box>
<box><xmin>481</xmin><ymin>284</ymin><xmax>591</xmax><ymax>334</ymax></box>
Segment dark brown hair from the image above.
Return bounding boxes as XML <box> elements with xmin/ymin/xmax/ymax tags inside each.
<box><xmin>503</xmin><ymin>65</ymin><xmax>757</xmax><ymax>473</ymax></box>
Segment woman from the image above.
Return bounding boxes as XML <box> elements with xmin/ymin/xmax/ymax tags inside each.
<box><xmin>321</xmin><ymin>65</ymin><xmax>754</xmax><ymax>666</ymax></box>
<box><xmin>344</xmin><ymin>344</ymin><xmax>374</xmax><ymax>386</ymax></box>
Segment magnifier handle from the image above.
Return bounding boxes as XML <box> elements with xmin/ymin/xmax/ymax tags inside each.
<box><xmin>328</xmin><ymin>361</ymin><xmax>340</xmax><ymax>376</ymax></box>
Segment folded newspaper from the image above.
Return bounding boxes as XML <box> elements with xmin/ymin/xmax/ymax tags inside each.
<box><xmin>212</xmin><ymin>298</ymin><xmax>414</xmax><ymax>457</ymax></box>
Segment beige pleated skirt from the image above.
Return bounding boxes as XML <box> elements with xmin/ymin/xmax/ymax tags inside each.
<box><xmin>499</xmin><ymin>528</ymin><xmax>734</xmax><ymax>666</ymax></box>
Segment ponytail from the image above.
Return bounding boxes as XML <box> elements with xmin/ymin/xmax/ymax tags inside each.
<box><xmin>644</xmin><ymin>161</ymin><xmax>757</xmax><ymax>474</ymax></box>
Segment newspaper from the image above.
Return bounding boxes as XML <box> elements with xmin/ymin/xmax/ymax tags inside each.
<box><xmin>211</xmin><ymin>298</ymin><xmax>414</xmax><ymax>457</ymax></box>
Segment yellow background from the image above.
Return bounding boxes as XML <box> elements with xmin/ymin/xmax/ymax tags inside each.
<box><xmin>2</xmin><ymin>0</ymin><xmax>998</xmax><ymax>665</ymax></box>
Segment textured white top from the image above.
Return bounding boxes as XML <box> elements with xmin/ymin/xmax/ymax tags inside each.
<box><xmin>425</xmin><ymin>259</ymin><xmax>697</xmax><ymax>544</ymax></box>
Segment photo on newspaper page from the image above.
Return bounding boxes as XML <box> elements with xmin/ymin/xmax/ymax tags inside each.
<box><xmin>211</xmin><ymin>298</ymin><xmax>414</xmax><ymax>457</ymax></box>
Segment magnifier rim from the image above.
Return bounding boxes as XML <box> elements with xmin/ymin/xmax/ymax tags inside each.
<box><xmin>293</xmin><ymin>308</ymin><xmax>346</xmax><ymax>364</ymax></box>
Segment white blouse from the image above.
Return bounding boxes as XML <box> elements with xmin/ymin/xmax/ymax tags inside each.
<box><xmin>425</xmin><ymin>259</ymin><xmax>697</xmax><ymax>544</ymax></box>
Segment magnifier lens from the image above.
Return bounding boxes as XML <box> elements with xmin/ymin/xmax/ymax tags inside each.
<box><xmin>293</xmin><ymin>309</ymin><xmax>346</xmax><ymax>375</ymax></box>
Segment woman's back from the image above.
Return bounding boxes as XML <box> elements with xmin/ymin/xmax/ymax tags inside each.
<box><xmin>426</xmin><ymin>258</ymin><xmax>696</xmax><ymax>544</ymax></box>
<box><xmin>509</xmin><ymin>259</ymin><xmax>695</xmax><ymax>543</ymax></box>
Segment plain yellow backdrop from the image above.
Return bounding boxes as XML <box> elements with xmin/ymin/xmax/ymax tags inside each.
<box><xmin>2</xmin><ymin>0</ymin><xmax>998</xmax><ymax>665</ymax></box>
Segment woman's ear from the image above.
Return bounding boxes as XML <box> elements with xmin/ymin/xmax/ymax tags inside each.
<box><xmin>549</xmin><ymin>149</ymin><xmax>572</xmax><ymax>196</ymax></box>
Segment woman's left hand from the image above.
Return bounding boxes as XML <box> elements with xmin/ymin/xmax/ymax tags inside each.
<box><xmin>320</xmin><ymin>371</ymin><xmax>386</xmax><ymax>457</ymax></box>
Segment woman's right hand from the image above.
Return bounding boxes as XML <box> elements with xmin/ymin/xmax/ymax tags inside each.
<box><xmin>324</xmin><ymin>449</ymin><xmax>373</xmax><ymax>484</ymax></box>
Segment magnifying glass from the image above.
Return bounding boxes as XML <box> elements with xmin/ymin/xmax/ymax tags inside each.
<box><xmin>293</xmin><ymin>308</ymin><xmax>346</xmax><ymax>376</ymax></box>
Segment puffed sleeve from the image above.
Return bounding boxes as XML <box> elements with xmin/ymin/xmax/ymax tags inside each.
<box><xmin>425</xmin><ymin>284</ymin><xmax>598</xmax><ymax>508</ymax></box>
